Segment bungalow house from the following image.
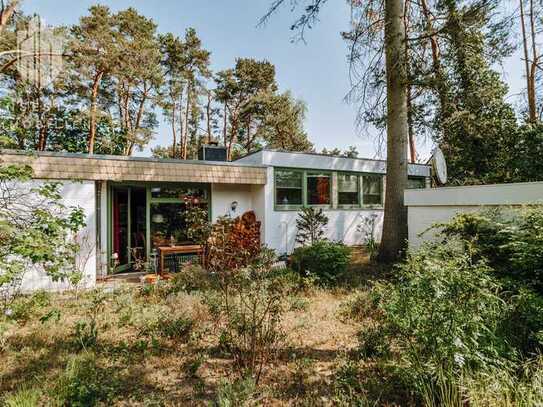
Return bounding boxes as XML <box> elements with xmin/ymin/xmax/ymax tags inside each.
<box><xmin>0</xmin><ymin>148</ymin><xmax>431</xmax><ymax>291</ymax></box>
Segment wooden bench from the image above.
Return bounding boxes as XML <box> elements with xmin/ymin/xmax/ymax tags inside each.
<box><xmin>157</xmin><ymin>245</ymin><xmax>204</xmax><ymax>274</ymax></box>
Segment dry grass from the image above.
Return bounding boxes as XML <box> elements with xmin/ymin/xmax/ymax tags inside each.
<box><xmin>0</xmin><ymin>248</ymin><xmax>383</xmax><ymax>406</ymax></box>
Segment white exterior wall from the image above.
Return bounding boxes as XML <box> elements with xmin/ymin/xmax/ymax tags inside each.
<box><xmin>234</xmin><ymin>150</ymin><xmax>433</xmax><ymax>254</ymax></box>
<box><xmin>17</xmin><ymin>180</ymin><xmax>97</xmax><ymax>292</ymax></box>
<box><xmin>211</xmin><ymin>184</ymin><xmax>255</xmax><ymax>221</ymax></box>
<box><xmin>405</xmin><ymin>182</ymin><xmax>543</xmax><ymax>248</ymax></box>
<box><xmin>259</xmin><ymin>165</ymin><xmax>383</xmax><ymax>254</ymax></box>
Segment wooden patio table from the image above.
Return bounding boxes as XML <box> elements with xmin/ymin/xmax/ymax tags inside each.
<box><xmin>157</xmin><ymin>245</ymin><xmax>204</xmax><ymax>274</ymax></box>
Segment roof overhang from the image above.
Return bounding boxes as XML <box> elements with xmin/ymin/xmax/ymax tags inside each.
<box><xmin>0</xmin><ymin>151</ymin><xmax>268</xmax><ymax>185</ymax></box>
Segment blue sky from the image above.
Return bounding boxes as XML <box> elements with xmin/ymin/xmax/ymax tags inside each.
<box><xmin>20</xmin><ymin>0</ymin><xmax>525</xmax><ymax>161</ymax></box>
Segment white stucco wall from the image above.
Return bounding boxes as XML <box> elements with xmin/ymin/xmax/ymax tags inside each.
<box><xmin>211</xmin><ymin>183</ymin><xmax>255</xmax><ymax>221</ymax></box>
<box><xmin>257</xmin><ymin>165</ymin><xmax>383</xmax><ymax>254</ymax></box>
<box><xmin>13</xmin><ymin>180</ymin><xmax>97</xmax><ymax>293</ymax></box>
<box><xmin>406</xmin><ymin>182</ymin><xmax>543</xmax><ymax>248</ymax></box>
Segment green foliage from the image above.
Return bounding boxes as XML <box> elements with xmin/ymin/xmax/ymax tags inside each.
<box><xmin>6</xmin><ymin>290</ymin><xmax>51</xmax><ymax>323</ymax></box>
<box><xmin>72</xmin><ymin>290</ymin><xmax>106</xmax><ymax>350</ymax></box>
<box><xmin>184</xmin><ymin>204</ymin><xmax>212</xmax><ymax>246</ymax></box>
<box><xmin>0</xmin><ymin>165</ymin><xmax>86</xmax><ymax>296</ymax></box>
<box><xmin>436</xmin><ymin>208</ymin><xmax>543</xmax><ymax>292</ymax></box>
<box><xmin>54</xmin><ymin>352</ymin><xmax>118</xmax><ymax>407</ymax></box>
<box><xmin>3</xmin><ymin>387</ymin><xmax>42</xmax><ymax>407</ymax></box>
<box><xmin>205</xmin><ymin>250</ymin><xmax>286</xmax><ymax>383</ymax></box>
<box><xmin>139</xmin><ymin>314</ymin><xmax>193</xmax><ymax>342</ymax></box>
<box><xmin>375</xmin><ymin>243</ymin><xmax>508</xmax><ymax>378</ymax></box>
<box><xmin>295</xmin><ymin>207</ymin><xmax>328</xmax><ymax>246</ymax></box>
<box><xmin>214</xmin><ymin>377</ymin><xmax>256</xmax><ymax>407</ymax></box>
<box><xmin>290</xmin><ymin>241</ymin><xmax>351</xmax><ymax>285</ymax></box>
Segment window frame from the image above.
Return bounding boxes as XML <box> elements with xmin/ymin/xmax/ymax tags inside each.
<box><xmin>361</xmin><ymin>174</ymin><xmax>384</xmax><ymax>207</ymax></box>
<box><xmin>274</xmin><ymin>168</ymin><xmax>387</xmax><ymax>211</ymax></box>
<box><xmin>337</xmin><ymin>172</ymin><xmax>361</xmax><ymax>209</ymax></box>
<box><xmin>274</xmin><ymin>168</ymin><xmax>305</xmax><ymax>211</ymax></box>
<box><xmin>305</xmin><ymin>170</ymin><xmax>333</xmax><ymax>208</ymax></box>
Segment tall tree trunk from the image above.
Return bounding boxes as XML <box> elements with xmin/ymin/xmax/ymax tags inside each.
<box><xmin>404</xmin><ymin>0</ymin><xmax>416</xmax><ymax>163</ymax></box>
<box><xmin>378</xmin><ymin>0</ymin><xmax>409</xmax><ymax>262</ymax></box>
<box><xmin>182</xmin><ymin>86</ymin><xmax>191</xmax><ymax>160</ymax></box>
<box><xmin>520</xmin><ymin>0</ymin><xmax>537</xmax><ymax>123</ymax></box>
<box><xmin>171</xmin><ymin>102</ymin><xmax>177</xmax><ymax>158</ymax></box>
<box><xmin>0</xmin><ymin>0</ymin><xmax>18</xmax><ymax>33</ymax></box>
<box><xmin>88</xmin><ymin>71</ymin><xmax>103</xmax><ymax>154</ymax></box>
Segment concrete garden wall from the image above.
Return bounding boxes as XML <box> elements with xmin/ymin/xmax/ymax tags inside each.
<box><xmin>405</xmin><ymin>182</ymin><xmax>543</xmax><ymax>248</ymax></box>
<box><xmin>14</xmin><ymin>180</ymin><xmax>97</xmax><ymax>292</ymax></box>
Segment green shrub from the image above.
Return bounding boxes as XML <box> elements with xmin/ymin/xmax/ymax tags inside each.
<box><xmin>357</xmin><ymin>325</ymin><xmax>389</xmax><ymax>359</ymax></box>
<box><xmin>290</xmin><ymin>241</ymin><xmax>351</xmax><ymax>284</ymax></box>
<box><xmin>169</xmin><ymin>264</ymin><xmax>213</xmax><ymax>293</ymax></box>
<box><xmin>3</xmin><ymin>387</ymin><xmax>41</xmax><ymax>407</ymax></box>
<box><xmin>214</xmin><ymin>377</ymin><xmax>256</xmax><ymax>407</ymax></box>
<box><xmin>295</xmin><ymin>207</ymin><xmax>328</xmax><ymax>246</ymax></box>
<box><xmin>338</xmin><ymin>290</ymin><xmax>381</xmax><ymax>322</ymax></box>
<box><xmin>204</xmin><ymin>251</ymin><xmax>286</xmax><ymax>383</ymax></box>
<box><xmin>54</xmin><ymin>352</ymin><xmax>117</xmax><ymax>407</ymax></box>
<box><xmin>371</xmin><ymin>241</ymin><xmax>511</xmax><ymax>401</ymax></box>
<box><xmin>437</xmin><ymin>208</ymin><xmax>543</xmax><ymax>293</ymax></box>
<box><xmin>138</xmin><ymin>314</ymin><xmax>193</xmax><ymax>342</ymax></box>
<box><xmin>6</xmin><ymin>290</ymin><xmax>51</xmax><ymax>323</ymax></box>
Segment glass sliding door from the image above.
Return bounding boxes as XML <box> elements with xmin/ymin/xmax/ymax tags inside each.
<box><xmin>109</xmin><ymin>182</ymin><xmax>209</xmax><ymax>273</ymax></box>
<box><xmin>112</xmin><ymin>187</ymin><xmax>130</xmax><ymax>270</ymax></box>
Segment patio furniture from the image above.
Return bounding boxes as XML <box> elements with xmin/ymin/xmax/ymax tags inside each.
<box><xmin>157</xmin><ymin>245</ymin><xmax>204</xmax><ymax>274</ymax></box>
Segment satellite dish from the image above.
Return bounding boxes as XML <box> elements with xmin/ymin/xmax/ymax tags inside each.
<box><xmin>431</xmin><ymin>147</ymin><xmax>448</xmax><ymax>185</ymax></box>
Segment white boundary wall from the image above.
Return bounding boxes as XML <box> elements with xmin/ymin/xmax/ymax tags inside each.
<box><xmin>9</xmin><ymin>180</ymin><xmax>97</xmax><ymax>293</ymax></box>
<box><xmin>405</xmin><ymin>182</ymin><xmax>543</xmax><ymax>248</ymax></box>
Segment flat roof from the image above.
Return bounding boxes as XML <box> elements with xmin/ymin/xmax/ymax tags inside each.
<box><xmin>0</xmin><ymin>150</ymin><xmax>268</xmax><ymax>184</ymax></box>
<box><xmin>236</xmin><ymin>148</ymin><xmax>432</xmax><ymax>168</ymax></box>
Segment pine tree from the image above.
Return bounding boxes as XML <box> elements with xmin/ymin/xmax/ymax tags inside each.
<box><xmin>295</xmin><ymin>207</ymin><xmax>329</xmax><ymax>246</ymax></box>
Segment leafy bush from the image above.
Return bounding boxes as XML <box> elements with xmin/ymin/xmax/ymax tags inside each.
<box><xmin>290</xmin><ymin>241</ymin><xmax>351</xmax><ymax>285</ymax></box>
<box><xmin>214</xmin><ymin>377</ymin><xmax>256</xmax><ymax>407</ymax></box>
<box><xmin>367</xmin><ymin>241</ymin><xmax>512</xmax><ymax>404</ymax></box>
<box><xmin>205</xmin><ymin>250</ymin><xmax>286</xmax><ymax>383</ymax></box>
<box><xmin>6</xmin><ymin>290</ymin><xmax>51</xmax><ymax>323</ymax></box>
<box><xmin>436</xmin><ymin>208</ymin><xmax>543</xmax><ymax>292</ymax></box>
<box><xmin>54</xmin><ymin>352</ymin><xmax>118</xmax><ymax>407</ymax></box>
<box><xmin>138</xmin><ymin>312</ymin><xmax>194</xmax><ymax>342</ymax></box>
<box><xmin>72</xmin><ymin>290</ymin><xmax>106</xmax><ymax>350</ymax></box>
<box><xmin>0</xmin><ymin>164</ymin><xmax>86</xmax><ymax>301</ymax></box>
<box><xmin>295</xmin><ymin>207</ymin><xmax>328</xmax><ymax>246</ymax></box>
<box><xmin>169</xmin><ymin>263</ymin><xmax>213</xmax><ymax>293</ymax></box>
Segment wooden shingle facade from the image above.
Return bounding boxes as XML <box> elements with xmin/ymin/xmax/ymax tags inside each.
<box><xmin>0</xmin><ymin>151</ymin><xmax>268</xmax><ymax>185</ymax></box>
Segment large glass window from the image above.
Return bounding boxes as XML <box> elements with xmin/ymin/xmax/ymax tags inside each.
<box><xmin>362</xmin><ymin>175</ymin><xmax>383</xmax><ymax>205</ymax></box>
<box><xmin>275</xmin><ymin>169</ymin><xmax>303</xmax><ymax>208</ymax></box>
<box><xmin>338</xmin><ymin>173</ymin><xmax>360</xmax><ymax>207</ymax></box>
<box><xmin>307</xmin><ymin>172</ymin><xmax>331</xmax><ymax>206</ymax></box>
<box><xmin>407</xmin><ymin>177</ymin><xmax>426</xmax><ymax>189</ymax></box>
<box><xmin>151</xmin><ymin>186</ymin><xmax>208</xmax><ymax>203</ymax></box>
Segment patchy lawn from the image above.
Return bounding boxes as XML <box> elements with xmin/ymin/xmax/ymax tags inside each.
<box><xmin>0</xmin><ymin>248</ymin><xmax>385</xmax><ymax>406</ymax></box>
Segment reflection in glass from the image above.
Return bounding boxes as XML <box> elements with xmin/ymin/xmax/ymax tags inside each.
<box><xmin>338</xmin><ymin>174</ymin><xmax>360</xmax><ymax>207</ymax></box>
<box><xmin>307</xmin><ymin>172</ymin><xmax>330</xmax><ymax>205</ymax></box>
<box><xmin>363</xmin><ymin>175</ymin><xmax>383</xmax><ymax>205</ymax></box>
<box><xmin>275</xmin><ymin>169</ymin><xmax>303</xmax><ymax>206</ymax></box>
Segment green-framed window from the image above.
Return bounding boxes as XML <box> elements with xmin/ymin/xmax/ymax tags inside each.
<box><xmin>338</xmin><ymin>173</ymin><xmax>360</xmax><ymax>208</ymax></box>
<box><xmin>407</xmin><ymin>177</ymin><xmax>426</xmax><ymax>189</ymax></box>
<box><xmin>274</xmin><ymin>168</ymin><xmax>386</xmax><ymax>210</ymax></box>
<box><xmin>362</xmin><ymin>175</ymin><xmax>383</xmax><ymax>205</ymax></box>
<box><xmin>275</xmin><ymin>169</ymin><xmax>304</xmax><ymax>209</ymax></box>
<box><xmin>306</xmin><ymin>171</ymin><xmax>332</xmax><ymax>206</ymax></box>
